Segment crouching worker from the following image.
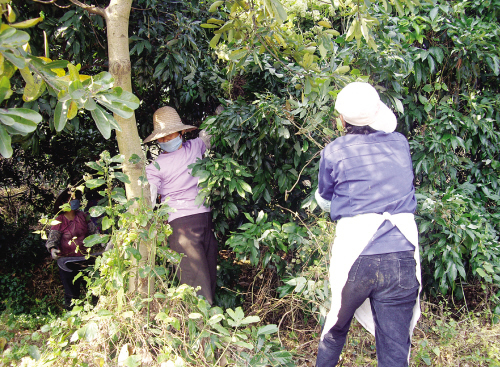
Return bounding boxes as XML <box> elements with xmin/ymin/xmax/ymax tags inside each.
<box><xmin>315</xmin><ymin>82</ymin><xmax>421</xmax><ymax>367</ymax></box>
<box><xmin>45</xmin><ymin>188</ymin><xmax>100</xmax><ymax>310</ymax></box>
<box><xmin>144</xmin><ymin>106</ymin><xmax>218</xmax><ymax>305</ymax></box>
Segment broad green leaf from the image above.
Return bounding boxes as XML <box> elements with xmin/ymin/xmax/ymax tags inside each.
<box><xmin>0</xmin><ymin>124</ymin><xmax>12</xmax><ymax>158</ymax></box>
<box><xmin>86</xmin><ymin>178</ymin><xmax>106</xmax><ymax>189</ymax></box>
<box><xmin>114</xmin><ymin>172</ymin><xmax>131</xmax><ymax>184</ymax></box>
<box><xmin>257</xmin><ymin>324</ymin><xmax>278</xmax><ymax>335</ymax></box>
<box><xmin>229</xmin><ymin>49</ymin><xmax>248</xmax><ymax>61</ymax></box>
<box><xmin>92</xmin><ymin>71</ymin><xmax>114</xmax><ymax>90</ymax></box>
<box><xmin>111</xmin><ymin>187</ymin><xmax>127</xmax><ymax>204</ymax></box>
<box><xmin>0</xmin><ymin>107</ymin><xmax>40</xmax><ymax>136</ymax></box>
<box><xmin>89</xmin><ymin>205</ymin><xmax>106</xmax><ymax>217</ymax></box>
<box><xmin>91</xmin><ymin>105</ymin><xmax>112</xmax><ymax>139</ymax></box>
<box><xmin>0</xmin><ymin>27</ymin><xmax>29</xmax><ymax>47</ymax></box>
<box><xmin>101</xmin><ymin>216</ymin><xmax>112</xmax><ymax>231</ymax></box>
<box><xmin>83</xmin><ymin>234</ymin><xmax>110</xmax><ymax>247</ymax></box>
<box><xmin>95</xmin><ymin>88</ymin><xmax>139</xmax><ymax>119</ymax></box>
<box><xmin>271</xmin><ymin>0</ymin><xmax>288</xmax><ymax>23</ymax></box>
<box><xmin>1</xmin><ymin>50</ymin><xmax>26</xmax><ymax>69</ymax></box>
<box><xmin>239</xmin><ymin>181</ymin><xmax>252</xmax><ymax>193</ymax></box>
<box><xmin>54</xmin><ymin>100</ymin><xmax>69</xmax><ymax>132</ymax></box>
<box><xmin>210</xmin><ymin>33</ymin><xmax>221</xmax><ymax>48</ymax></box>
<box><xmin>240</xmin><ymin>315</ymin><xmax>260</xmax><ymax>325</ymax></box>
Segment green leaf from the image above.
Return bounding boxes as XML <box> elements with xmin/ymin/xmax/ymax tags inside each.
<box><xmin>95</xmin><ymin>88</ymin><xmax>139</xmax><ymax>119</ymax></box>
<box><xmin>0</xmin><ymin>76</ymin><xmax>12</xmax><ymax>103</ymax></box>
<box><xmin>83</xmin><ymin>234</ymin><xmax>110</xmax><ymax>247</ymax></box>
<box><xmin>209</xmin><ymin>33</ymin><xmax>222</xmax><ymax>48</ymax></box>
<box><xmin>111</xmin><ymin>187</ymin><xmax>127</xmax><ymax>204</ymax></box>
<box><xmin>229</xmin><ymin>49</ymin><xmax>248</xmax><ymax>61</ymax></box>
<box><xmin>201</xmin><ymin>23</ymin><xmax>220</xmax><ymax>28</ymax></box>
<box><xmin>240</xmin><ymin>315</ymin><xmax>260</xmax><ymax>325</ymax></box>
<box><xmin>54</xmin><ymin>100</ymin><xmax>69</xmax><ymax>132</ymax></box>
<box><xmin>90</xmin><ymin>105</ymin><xmax>112</xmax><ymax>139</ymax></box>
<box><xmin>114</xmin><ymin>172</ymin><xmax>131</xmax><ymax>184</ymax></box>
<box><xmin>0</xmin><ymin>124</ymin><xmax>12</xmax><ymax>158</ymax></box>
<box><xmin>257</xmin><ymin>324</ymin><xmax>278</xmax><ymax>335</ymax></box>
<box><xmin>0</xmin><ymin>108</ymin><xmax>40</xmax><ymax>135</ymax></box>
<box><xmin>101</xmin><ymin>216</ymin><xmax>113</xmax><ymax>231</ymax></box>
<box><xmin>209</xmin><ymin>1</ymin><xmax>224</xmax><ymax>12</ymax></box>
<box><xmin>89</xmin><ymin>205</ymin><xmax>106</xmax><ymax>217</ymax></box>
<box><xmin>86</xmin><ymin>178</ymin><xmax>106</xmax><ymax>189</ymax></box>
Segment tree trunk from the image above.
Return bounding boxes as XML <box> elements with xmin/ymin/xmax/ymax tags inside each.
<box><xmin>104</xmin><ymin>0</ymin><xmax>151</xmax><ymax>295</ymax></box>
<box><xmin>69</xmin><ymin>0</ymin><xmax>152</xmax><ymax>295</ymax></box>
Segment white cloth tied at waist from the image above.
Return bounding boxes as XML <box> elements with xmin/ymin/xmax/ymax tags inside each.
<box><xmin>321</xmin><ymin>211</ymin><xmax>421</xmax><ymax>340</ymax></box>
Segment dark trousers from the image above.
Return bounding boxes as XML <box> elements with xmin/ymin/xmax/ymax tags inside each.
<box><xmin>168</xmin><ymin>212</ymin><xmax>218</xmax><ymax>305</ymax></box>
<box><xmin>59</xmin><ymin>267</ymin><xmax>83</xmax><ymax>310</ymax></box>
<box><xmin>316</xmin><ymin>251</ymin><xmax>419</xmax><ymax>367</ymax></box>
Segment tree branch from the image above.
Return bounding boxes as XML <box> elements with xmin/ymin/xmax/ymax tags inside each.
<box><xmin>32</xmin><ymin>0</ymin><xmax>71</xmax><ymax>8</ymax></box>
<box><xmin>67</xmin><ymin>0</ymin><xmax>106</xmax><ymax>17</ymax></box>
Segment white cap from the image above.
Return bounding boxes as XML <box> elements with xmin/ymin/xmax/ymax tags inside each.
<box><xmin>335</xmin><ymin>82</ymin><xmax>397</xmax><ymax>133</ymax></box>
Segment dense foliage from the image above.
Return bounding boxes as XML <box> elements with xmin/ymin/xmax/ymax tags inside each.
<box><xmin>0</xmin><ymin>0</ymin><xmax>499</xmax><ymax>364</ymax></box>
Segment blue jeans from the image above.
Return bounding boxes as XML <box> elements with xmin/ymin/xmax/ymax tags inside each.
<box><xmin>316</xmin><ymin>251</ymin><xmax>419</xmax><ymax>367</ymax></box>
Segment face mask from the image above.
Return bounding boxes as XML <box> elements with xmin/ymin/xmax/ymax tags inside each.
<box><xmin>159</xmin><ymin>135</ymin><xmax>182</xmax><ymax>153</ymax></box>
<box><xmin>70</xmin><ymin>199</ymin><xmax>80</xmax><ymax>211</ymax></box>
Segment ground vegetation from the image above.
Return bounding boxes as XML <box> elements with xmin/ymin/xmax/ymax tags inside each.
<box><xmin>1</xmin><ymin>0</ymin><xmax>499</xmax><ymax>365</ymax></box>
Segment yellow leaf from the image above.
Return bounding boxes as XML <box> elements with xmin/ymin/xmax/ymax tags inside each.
<box><xmin>7</xmin><ymin>4</ymin><xmax>16</xmax><ymax>23</ymax></box>
<box><xmin>0</xmin><ymin>337</ymin><xmax>6</xmax><ymax>352</ymax></box>
<box><xmin>0</xmin><ymin>59</ymin><xmax>17</xmax><ymax>79</ymax></box>
<box><xmin>68</xmin><ymin>101</ymin><xmax>78</xmax><ymax>120</ymax></box>
<box><xmin>318</xmin><ymin>21</ymin><xmax>332</xmax><ymax>28</ymax></box>
<box><xmin>273</xmin><ymin>33</ymin><xmax>287</xmax><ymax>48</ymax></box>
<box><xmin>67</xmin><ymin>63</ymin><xmax>80</xmax><ymax>81</ymax></box>
<box><xmin>51</xmin><ymin>68</ymin><xmax>66</xmax><ymax>77</ymax></box>
<box><xmin>207</xmin><ymin>18</ymin><xmax>225</xmax><ymax>24</ymax></box>
<box><xmin>209</xmin><ymin>0</ymin><xmax>224</xmax><ymax>12</ymax></box>
<box><xmin>324</xmin><ymin>29</ymin><xmax>340</xmax><ymax>36</ymax></box>
<box><xmin>335</xmin><ymin>65</ymin><xmax>350</xmax><ymax>74</ymax></box>
<box><xmin>10</xmin><ymin>16</ymin><xmax>44</xmax><ymax>29</ymax></box>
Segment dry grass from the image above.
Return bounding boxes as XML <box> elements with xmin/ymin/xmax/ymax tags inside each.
<box><xmin>238</xmin><ymin>268</ymin><xmax>500</xmax><ymax>367</ymax></box>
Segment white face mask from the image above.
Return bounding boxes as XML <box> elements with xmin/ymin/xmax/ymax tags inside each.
<box><xmin>159</xmin><ymin>135</ymin><xmax>182</xmax><ymax>152</ymax></box>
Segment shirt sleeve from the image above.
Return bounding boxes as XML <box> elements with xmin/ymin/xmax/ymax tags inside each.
<box><xmin>146</xmin><ymin>161</ymin><xmax>162</xmax><ymax>194</ymax></box>
<box><xmin>46</xmin><ymin>230</ymin><xmax>61</xmax><ymax>251</ymax></box>
<box><xmin>198</xmin><ymin>130</ymin><xmax>211</xmax><ymax>150</ymax></box>
<box><xmin>317</xmin><ymin>149</ymin><xmax>336</xmax><ymax>202</ymax></box>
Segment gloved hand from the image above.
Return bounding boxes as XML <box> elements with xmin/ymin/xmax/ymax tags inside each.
<box><xmin>50</xmin><ymin>248</ymin><xmax>61</xmax><ymax>260</ymax></box>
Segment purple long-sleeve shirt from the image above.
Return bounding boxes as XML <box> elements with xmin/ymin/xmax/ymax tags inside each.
<box><xmin>146</xmin><ymin>138</ymin><xmax>210</xmax><ymax>222</ymax></box>
<box><xmin>318</xmin><ymin>131</ymin><xmax>416</xmax><ymax>255</ymax></box>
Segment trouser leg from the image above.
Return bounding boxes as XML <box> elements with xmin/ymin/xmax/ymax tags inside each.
<box><xmin>371</xmin><ymin>251</ymin><xmax>419</xmax><ymax>367</ymax></box>
<box><xmin>316</xmin><ymin>257</ymin><xmax>376</xmax><ymax>367</ymax></box>
<box><xmin>59</xmin><ymin>267</ymin><xmax>81</xmax><ymax>310</ymax></box>
<box><xmin>169</xmin><ymin>213</ymin><xmax>218</xmax><ymax>305</ymax></box>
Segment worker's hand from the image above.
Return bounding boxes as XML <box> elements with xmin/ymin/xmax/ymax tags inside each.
<box><xmin>50</xmin><ymin>248</ymin><xmax>61</xmax><ymax>260</ymax></box>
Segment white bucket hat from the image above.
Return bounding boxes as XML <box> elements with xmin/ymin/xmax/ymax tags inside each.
<box><xmin>335</xmin><ymin>82</ymin><xmax>397</xmax><ymax>133</ymax></box>
<box><xmin>143</xmin><ymin>106</ymin><xmax>197</xmax><ymax>143</ymax></box>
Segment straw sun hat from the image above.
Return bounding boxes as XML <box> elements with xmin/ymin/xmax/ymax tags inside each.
<box><xmin>335</xmin><ymin>82</ymin><xmax>397</xmax><ymax>133</ymax></box>
<box><xmin>143</xmin><ymin>106</ymin><xmax>197</xmax><ymax>143</ymax></box>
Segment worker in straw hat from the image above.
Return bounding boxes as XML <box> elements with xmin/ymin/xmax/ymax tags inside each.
<box><xmin>314</xmin><ymin>82</ymin><xmax>421</xmax><ymax>366</ymax></box>
<box><xmin>144</xmin><ymin>106</ymin><xmax>218</xmax><ymax>305</ymax></box>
